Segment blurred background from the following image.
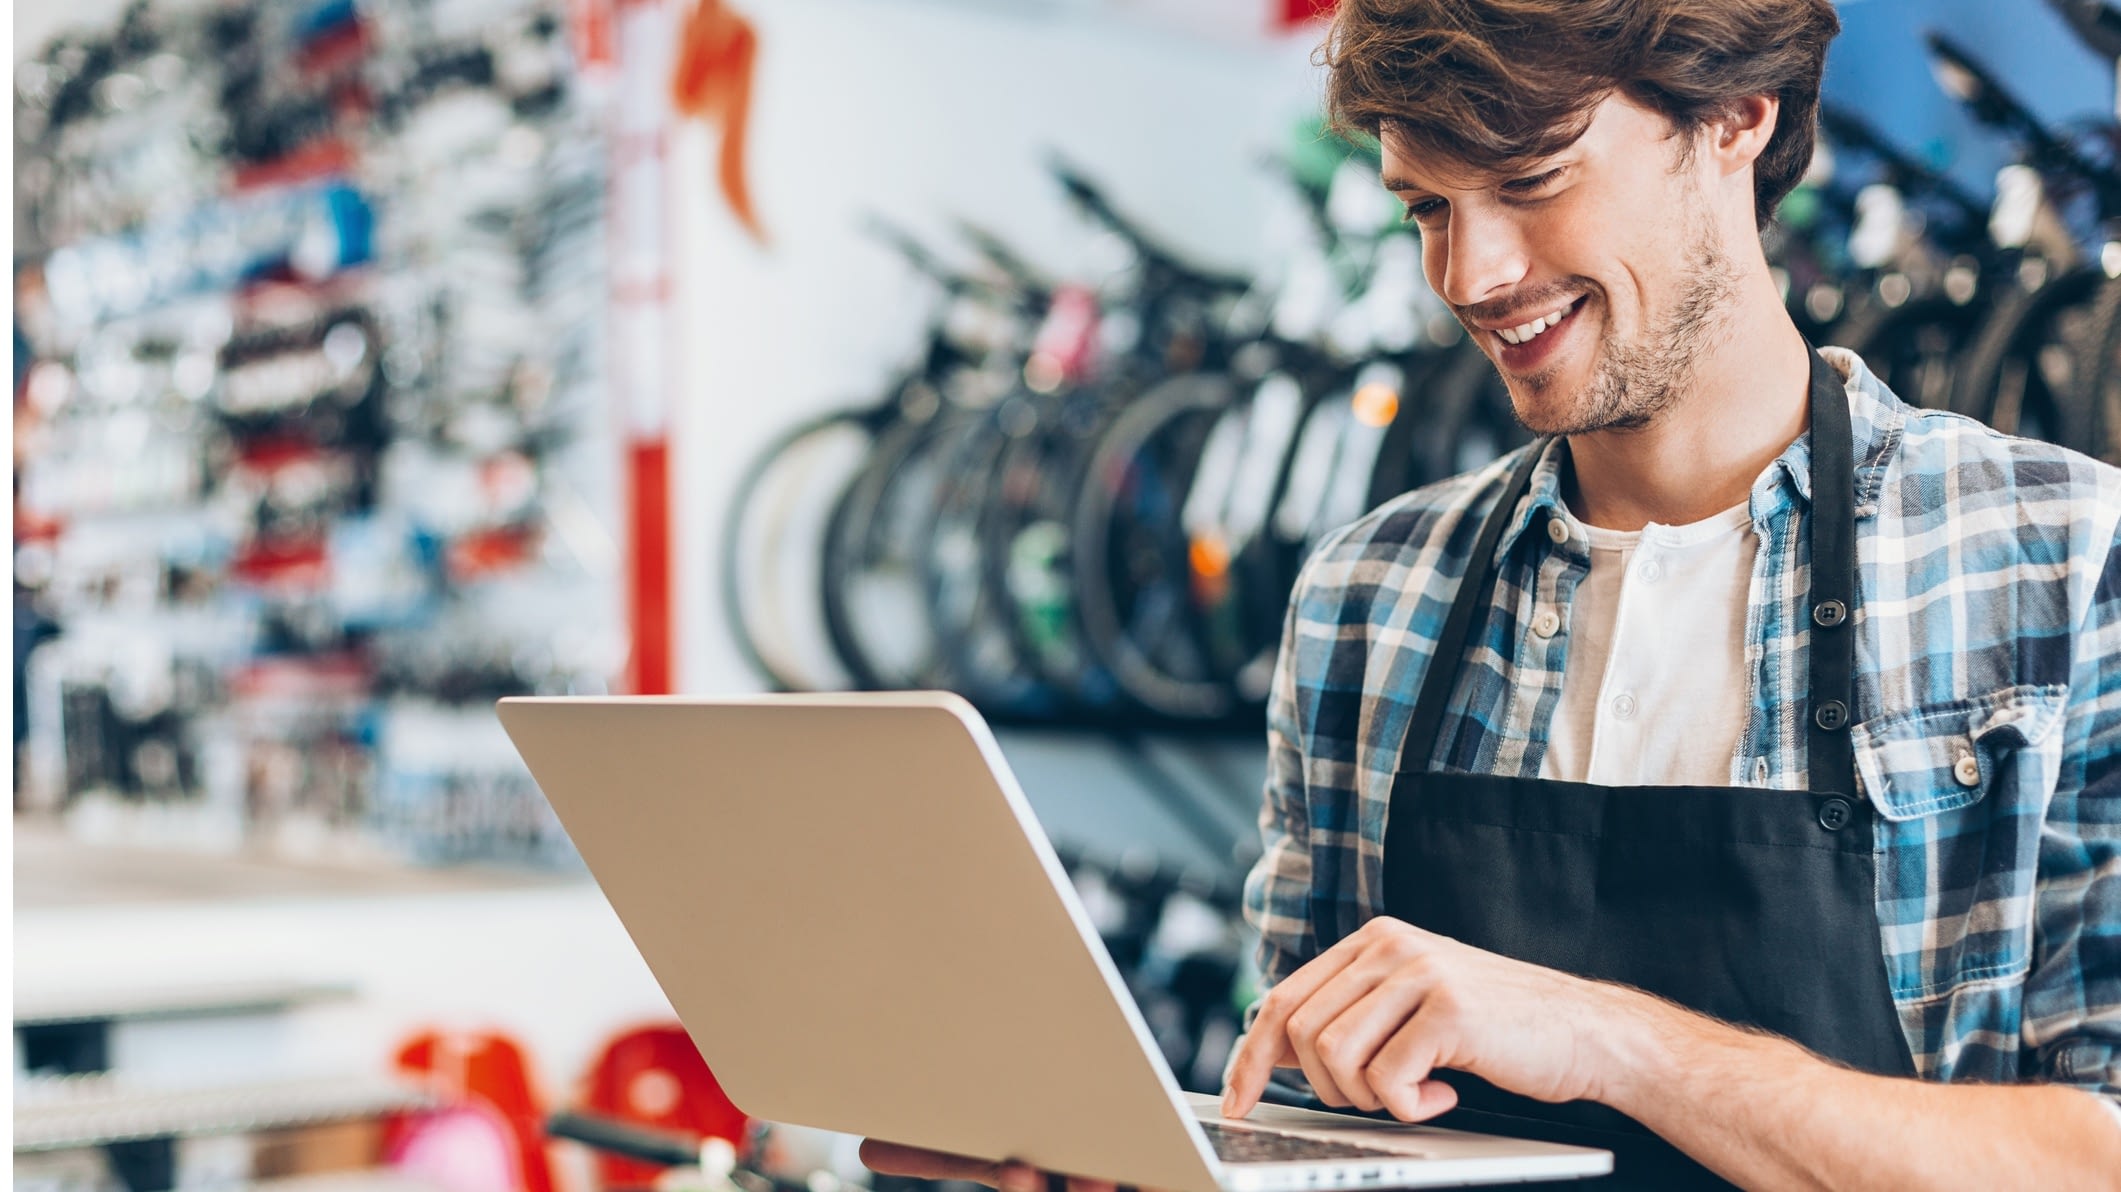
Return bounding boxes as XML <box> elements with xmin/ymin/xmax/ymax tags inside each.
<box><xmin>12</xmin><ymin>1</ymin><xmax>2121</xmax><ymax>1190</ymax></box>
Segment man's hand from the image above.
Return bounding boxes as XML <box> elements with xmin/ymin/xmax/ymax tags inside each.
<box><xmin>857</xmin><ymin>1140</ymin><xmax>1121</xmax><ymax>1192</ymax></box>
<box><xmin>1221</xmin><ymin>916</ymin><xmax>1650</xmax><ymax>1122</ymax></box>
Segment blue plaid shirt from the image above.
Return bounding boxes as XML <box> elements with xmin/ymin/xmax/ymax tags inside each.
<box><xmin>1243</xmin><ymin>348</ymin><xmax>2121</xmax><ymax>1106</ymax></box>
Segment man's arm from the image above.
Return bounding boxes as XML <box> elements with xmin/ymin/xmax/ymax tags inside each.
<box><xmin>1221</xmin><ymin>919</ymin><xmax>2121</xmax><ymax>1189</ymax></box>
<box><xmin>1603</xmin><ymin>984</ymin><xmax>2121</xmax><ymax>1189</ymax></box>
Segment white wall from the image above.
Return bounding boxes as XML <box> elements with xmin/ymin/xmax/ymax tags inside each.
<box><xmin>668</xmin><ymin>0</ymin><xmax>1328</xmax><ymax>691</ymax></box>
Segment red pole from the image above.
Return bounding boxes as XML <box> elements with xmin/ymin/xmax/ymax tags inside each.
<box><xmin>609</xmin><ymin>0</ymin><xmax>676</xmax><ymax>696</ymax></box>
<box><xmin>626</xmin><ymin>439</ymin><xmax>673</xmax><ymax>695</ymax></box>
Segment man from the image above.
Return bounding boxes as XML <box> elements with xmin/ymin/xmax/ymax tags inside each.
<box><xmin>1214</xmin><ymin>0</ymin><xmax>2121</xmax><ymax>1186</ymax></box>
<box><xmin>869</xmin><ymin>0</ymin><xmax>2121</xmax><ymax>1187</ymax></box>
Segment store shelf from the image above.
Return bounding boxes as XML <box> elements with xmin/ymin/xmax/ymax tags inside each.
<box><xmin>13</xmin><ymin>821</ymin><xmax>580</xmax><ymax>911</ymax></box>
<box><xmin>13</xmin><ymin>1074</ymin><xmax>433</xmax><ymax>1153</ymax></box>
<box><xmin>16</xmin><ymin>979</ymin><xmax>358</xmax><ymax>1030</ymax></box>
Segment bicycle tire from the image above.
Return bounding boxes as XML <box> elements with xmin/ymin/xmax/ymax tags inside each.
<box><xmin>980</xmin><ymin>385</ymin><xmax>1127</xmax><ymax>712</ymax></box>
<box><xmin>1831</xmin><ymin>290</ymin><xmax>1986</xmax><ymax>411</ymax></box>
<box><xmin>1179</xmin><ymin>359</ymin><xmax>1342</xmax><ymax>707</ymax></box>
<box><xmin>1072</xmin><ymin>371</ymin><xmax>1245</xmax><ymax>722</ymax></box>
<box><xmin>1949</xmin><ymin>264</ymin><xmax>2101</xmax><ymax>440</ymax></box>
<box><xmin>818</xmin><ymin>406</ymin><xmax>959</xmax><ymax>690</ymax></box>
<box><xmin>919</xmin><ymin>399</ymin><xmax>1061</xmax><ymax>718</ymax></box>
<box><xmin>2065</xmin><ymin>270</ymin><xmax>2121</xmax><ymax>463</ymax></box>
<box><xmin>720</xmin><ymin>410</ymin><xmax>881</xmax><ymax>691</ymax></box>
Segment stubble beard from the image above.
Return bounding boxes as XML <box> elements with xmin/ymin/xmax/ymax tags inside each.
<box><xmin>1510</xmin><ymin>200</ymin><xmax>1740</xmax><ymax>437</ymax></box>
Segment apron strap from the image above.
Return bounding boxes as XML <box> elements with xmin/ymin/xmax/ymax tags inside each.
<box><xmin>1804</xmin><ymin>348</ymin><xmax>1858</xmax><ymax>798</ymax></box>
<box><xmin>1402</xmin><ymin>438</ymin><xmax>1553</xmax><ymax>770</ymax></box>
<box><xmin>1400</xmin><ymin>347</ymin><xmax>1859</xmax><ymax>792</ymax></box>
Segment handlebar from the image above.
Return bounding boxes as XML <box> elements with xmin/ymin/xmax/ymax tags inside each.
<box><xmin>863</xmin><ymin>214</ymin><xmax>1033</xmax><ymax>313</ymax></box>
<box><xmin>954</xmin><ymin>218</ymin><xmax>1055</xmax><ymax>298</ymax></box>
<box><xmin>1818</xmin><ymin>103</ymin><xmax>1990</xmax><ymax>229</ymax></box>
<box><xmin>546</xmin><ymin>1110</ymin><xmax>704</xmax><ymax>1168</ymax></box>
<box><xmin>1923</xmin><ymin>31</ymin><xmax>2121</xmax><ymax>215</ymax></box>
<box><xmin>1046</xmin><ymin>154</ymin><xmax>1254</xmax><ymax>295</ymax></box>
<box><xmin>2043</xmin><ymin>0</ymin><xmax>2121</xmax><ymax>61</ymax></box>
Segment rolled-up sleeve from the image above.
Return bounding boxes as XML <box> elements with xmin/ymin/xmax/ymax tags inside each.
<box><xmin>1243</xmin><ymin>572</ymin><xmax>1317</xmax><ymax>999</ymax></box>
<box><xmin>2024</xmin><ymin>528</ymin><xmax>2121</xmax><ymax>1113</ymax></box>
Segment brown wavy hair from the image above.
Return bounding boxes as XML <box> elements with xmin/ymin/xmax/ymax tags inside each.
<box><xmin>1322</xmin><ymin>0</ymin><xmax>1841</xmax><ymax>225</ymax></box>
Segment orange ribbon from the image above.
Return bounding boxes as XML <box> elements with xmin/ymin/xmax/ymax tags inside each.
<box><xmin>670</xmin><ymin>0</ymin><xmax>766</xmax><ymax>244</ymax></box>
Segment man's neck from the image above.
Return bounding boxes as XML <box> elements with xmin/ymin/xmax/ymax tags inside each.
<box><xmin>1562</xmin><ymin>275</ymin><xmax>1812</xmax><ymax>533</ymax></box>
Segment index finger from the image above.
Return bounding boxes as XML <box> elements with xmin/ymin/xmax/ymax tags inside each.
<box><xmin>1221</xmin><ymin>940</ymin><xmax>1371</xmax><ymax>1115</ymax></box>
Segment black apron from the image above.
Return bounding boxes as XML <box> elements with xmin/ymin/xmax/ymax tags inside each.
<box><xmin>1377</xmin><ymin>350</ymin><xmax>1917</xmax><ymax>1188</ymax></box>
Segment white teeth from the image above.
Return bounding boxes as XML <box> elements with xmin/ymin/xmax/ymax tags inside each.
<box><xmin>1496</xmin><ymin>300</ymin><xmax>1577</xmax><ymax>347</ymax></box>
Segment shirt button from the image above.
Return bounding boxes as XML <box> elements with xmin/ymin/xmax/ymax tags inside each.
<box><xmin>1612</xmin><ymin>692</ymin><xmax>1637</xmax><ymax>720</ymax></box>
<box><xmin>1547</xmin><ymin>516</ymin><xmax>1569</xmax><ymax>545</ymax></box>
<box><xmin>1532</xmin><ymin>609</ymin><xmax>1561</xmax><ymax>638</ymax></box>
<box><xmin>1638</xmin><ymin>557</ymin><xmax>1664</xmax><ymax>583</ymax></box>
<box><xmin>1954</xmin><ymin>754</ymin><xmax>1981</xmax><ymax>787</ymax></box>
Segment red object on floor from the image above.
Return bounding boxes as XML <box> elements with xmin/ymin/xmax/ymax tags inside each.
<box><xmin>577</xmin><ymin>1023</ymin><xmax>749</xmax><ymax>1190</ymax></box>
<box><xmin>394</xmin><ymin>1029</ymin><xmax>557</xmax><ymax>1192</ymax></box>
<box><xmin>382</xmin><ymin>1104</ymin><xmax>525</xmax><ymax>1192</ymax></box>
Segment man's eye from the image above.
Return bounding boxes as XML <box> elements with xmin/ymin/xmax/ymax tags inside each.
<box><xmin>1401</xmin><ymin>199</ymin><xmax>1446</xmax><ymax>224</ymax></box>
<box><xmin>1503</xmin><ymin>167</ymin><xmax>1565</xmax><ymax>195</ymax></box>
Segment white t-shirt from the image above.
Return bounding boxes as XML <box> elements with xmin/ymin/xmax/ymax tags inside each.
<box><xmin>1538</xmin><ymin>501</ymin><xmax>1757</xmax><ymax>787</ymax></box>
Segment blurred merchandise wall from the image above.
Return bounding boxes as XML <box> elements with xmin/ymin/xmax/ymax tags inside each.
<box><xmin>13</xmin><ymin>0</ymin><xmax>623</xmax><ymax>865</ymax></box>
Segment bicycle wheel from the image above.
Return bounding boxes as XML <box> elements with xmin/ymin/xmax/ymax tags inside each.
<box><xmin>1181</xmin><ymin>364</ymin><xmax>1327</xmax><ymax>706</ymax></box>
<box><xmin>720</xmin><ymin>410</ymin><xmax>881</xmax><ymax>691</ymax></box>
<box><xmin>818</xmin><ymin>403</ymin><xmax>961</xmax><ymax>690</ymax></box>
<box><xmin>2065</xmin><ymin>268</ymin><xmax>2121</xmax><ymax>464</ymax></box>
<box><xmin>920</xmin><ymin>399</ymin><xmax>1062</xmax><ymax>718</ymax></box>
<box><xmin>1949</xmin><ymin>263</ymin><xmax>2101</xmax><ymax>442</ymax></box>
<box><xmin>1073</xmin><ymin>371</ymin><xmax>1244</xmax><ymax>721</ymax></box>
<box><xmin>1831</xmin><ymin>290</ymin><xmax>1986</xmax><ymax>412</ymax></box>
<box><xmin>981</xmin><ymin>385</ymin><xmax>1127</xmax><ymax>712</ymax></box>
<box><xmin>1367</xmin><ymin>338</ymin><xmax>1525</xmax><ymax>511</ymax></box>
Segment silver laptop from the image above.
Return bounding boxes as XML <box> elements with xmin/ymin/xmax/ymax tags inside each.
<box><xmin>497</xmin><ymin>691</ymin><xmax>1611</xmax><ymax>1191</ymax></box>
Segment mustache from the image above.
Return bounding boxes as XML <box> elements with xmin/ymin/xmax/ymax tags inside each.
<box><xmin>1456</xmin><ymin>282</ymin><xmax>1596</xmax><ymax>329</ymax></box>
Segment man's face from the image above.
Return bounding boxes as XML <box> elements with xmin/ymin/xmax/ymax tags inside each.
<box><xmin>1383</xmin><ymin>94</ymin><xmax>1742</xmax><ymax>436</ymax></box>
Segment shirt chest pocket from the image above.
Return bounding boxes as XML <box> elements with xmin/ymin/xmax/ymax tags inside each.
<box><xmin>1851</xmin><ymin>684</ymin><xmax>2068</xmax><ymax>821</ymax></box>
<box><xmin>1851</xmin><ymin>684</ymin><xmax>2068</xmax><ymax>999</ymax></box>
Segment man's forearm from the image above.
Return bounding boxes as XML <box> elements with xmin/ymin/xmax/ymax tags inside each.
<box><xmin>1593</xmin><ymin>985</ymin><xmax>2121</xmax><ymax>1189</ymax></box>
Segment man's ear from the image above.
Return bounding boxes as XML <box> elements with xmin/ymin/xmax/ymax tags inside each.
<box><xmin>1710</xmin><ymin>95</ymin><xmax>1780</xmax><ymax>177</ymax></box>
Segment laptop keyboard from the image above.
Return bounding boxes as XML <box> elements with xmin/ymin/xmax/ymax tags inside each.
<box><xmin>1200</xmin><ymin>1122</ymin><xmax>1416</xmax><ymax>1164</ymax></box>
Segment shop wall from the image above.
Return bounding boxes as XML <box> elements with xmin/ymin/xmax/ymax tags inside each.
<box><xmin>664</xmin><ymin>0</ymin><xmax>1327</xmax><ymax>693</ymax></box>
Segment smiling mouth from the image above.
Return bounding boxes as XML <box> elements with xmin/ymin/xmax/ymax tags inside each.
<box><xmin>1491</xmin><ymin>295</ymin><xmax>1586</xmax><ymax>346</ymax></box>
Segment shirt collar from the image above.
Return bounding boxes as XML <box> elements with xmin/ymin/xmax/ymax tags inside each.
<box><xmin>1491</xmin><ymin>344</ymin><xmax>1909</xmax><ymax>558</ymax></box>
<box><xmin>1753</xmin><ymin>346</ymin><xmax>1905</xmax><ymax>525</ymax></box>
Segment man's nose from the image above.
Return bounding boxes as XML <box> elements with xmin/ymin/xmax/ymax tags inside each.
<box><xmin>1435</xmin><ymin>210</ymin><xmax>1530</xmax><ymax>310</ymax></box>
